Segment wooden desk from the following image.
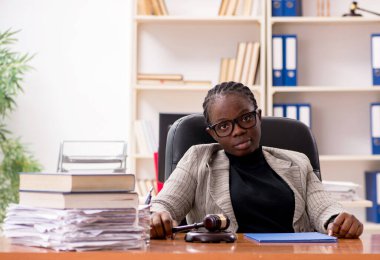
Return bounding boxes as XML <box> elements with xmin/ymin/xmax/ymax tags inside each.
<box><xmin>1</xmin><ymin>232</ymin><xmax>380</xmax><ymax>260</ymax></box>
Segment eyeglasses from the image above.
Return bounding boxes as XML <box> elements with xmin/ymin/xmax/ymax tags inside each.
<box><xmin>208</xmin><ymin>110</ymin><xmax>258</xmax><ymax>137</ymax></box>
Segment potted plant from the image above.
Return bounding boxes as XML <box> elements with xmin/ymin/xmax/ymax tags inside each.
<box><xmin>0</xmin><ymin>29</ymin><xmax>41</xmax><ymax>222</ymax></box>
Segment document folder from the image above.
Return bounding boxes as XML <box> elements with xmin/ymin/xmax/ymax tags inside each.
<box><xmin>272</xmin><ymin>35</ymin><xmax>284</xmax><ymax>86</ymax></box>
<box><xmin>372</xmin><ymin>34</ymin><xmax>380</xmax><ymax>86</ymax></box>
<box><xmin>370</xmin><ymin>103</ymin><xmax>380</xmax><ymax>154</ymax></box>
<box><xmin>284</xmin><ymin>35</ymin><xmax>297</xmax><ymax>86</ymax></box>
<box><xmin>244</xmin><ymin>232</ymin><xmax>337</xmax><ymax>243</ymax></box>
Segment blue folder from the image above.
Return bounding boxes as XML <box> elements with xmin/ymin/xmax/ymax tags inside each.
<box><xmin>244</xmin><ymin>232</ymin><xmax>337</xmax><ymax>243</ymax></box>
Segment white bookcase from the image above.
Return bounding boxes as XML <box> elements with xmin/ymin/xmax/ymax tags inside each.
<box><xmin>266</xmin><ymin>0</ymin><xmax>380</xmax><ymax>229</ymax></box>
<box><xmin>130</xmin><ymin>0</ymin><xmax>266</xmax><ymax>196</ymax></box>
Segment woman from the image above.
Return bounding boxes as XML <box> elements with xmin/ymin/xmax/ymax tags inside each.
<box><xmin>150</xmin><ymin>81</ymin><xmax>363</xmax><ymax>239</ymax></box>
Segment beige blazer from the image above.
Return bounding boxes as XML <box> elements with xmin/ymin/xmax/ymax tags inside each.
<box><xmin>151</xmin><ymin>144</ymin><xmax>343</xmax><ymax>233</ymax></box>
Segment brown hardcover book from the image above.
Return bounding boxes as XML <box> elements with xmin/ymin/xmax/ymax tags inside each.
<box><xmin>19</xmin><ymin>172</ymin><xmax>135</xmax><ymax>192</ymax></box>
<box><xmin>137</xmin><ymin>0</ymin><xmax>152</xmax><ymax>15</ymax></box>
<box><xmin>233</xmin><ymin>42</ymin><xmax>247</xmax><ymax>82</ymax></box>
<box><xmin>151</xmin><ymin>0</ymin><xmax>162</xmax><ymax>15</ymax></box>
<box><xmin>225</xmin><ymin>0</ymin><xmax>239</xmax><ymax>16</ymax></box>
<box><xmin>246</xmin><ymin>42</ymin><xmax>260</xmax><ymax>86</ymax></box>
<box><xmin>242</xmin><ymin>0</ymin><xmax>253</xmax><ymax>16</ymax></box>
<box><xmin>137</xmin><ymin>73</ymin><xmax>183</xmax><ymax>81</ymax></box>
<box><xmin>227</xmin><ymin>58</ymin><xmax>236</xmax><ymax>81</ymax></box>
<box><xmin>218</xmin><ymin>0</ymin><xmax>229</xmax><ymax>16</ymax></box>
<box><xmin>241</xmin><ymin>42</ymin><xmax>254</xmax><ymax>85</ymax></box>
<box><xmin>219</xmin><ymin>58</ymin><xmax>229</xmax><ymax>83</ymax></box>
<box><xmin>19</xmin><ymin>191</ymin><xmax>139</xmax><ymax>209</ymax></box>
<box><xmin>157</xmin><ymin>0</ymin><xmax>168</xmax><ymax>15</ymax></box>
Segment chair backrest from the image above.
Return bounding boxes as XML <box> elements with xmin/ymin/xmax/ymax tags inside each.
<box><xmin>164</xmin><ymin>114</ymin><xmax>321</xmax><ymax>181</ymax></box>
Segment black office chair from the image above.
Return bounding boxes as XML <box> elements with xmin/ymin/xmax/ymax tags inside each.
<box><xmin>164</xmin><ymin>114</ymin><xmax>321</xmax><ymax>181</ymax></box>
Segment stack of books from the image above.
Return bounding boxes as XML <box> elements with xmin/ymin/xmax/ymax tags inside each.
<box><xmin>2</xmin><ymin>172</ymin><xmax>149</xmax><ymax>251</ymax></box>
<box><xmin>218</xmin><ymin>0</ymin><xmax>261</xmax><ymax>16</ymax></box>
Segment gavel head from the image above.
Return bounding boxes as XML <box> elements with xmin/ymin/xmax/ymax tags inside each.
<box><xmin>203</xmin><ymin>214</ymin><xmax>230</xmax><ymax>232</ymax></box>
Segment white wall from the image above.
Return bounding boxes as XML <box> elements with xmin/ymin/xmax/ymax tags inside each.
<box><xmin>0</xmin><ymin>0</ymin><xmax>133</xmax><ymax>171</ymax></box>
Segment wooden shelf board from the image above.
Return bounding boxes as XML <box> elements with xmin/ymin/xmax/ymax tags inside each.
<box><xmin>270</xmin><ymin>86</ymin><xmax>380</xmax><ymax>93</ymax></box>
<box><xmin>340</xmin><ymin>200</ymin><xmax>373</xmax><ymax>208</ymax></box>
<box><xmin>320</xmin><ymin>155</ymin><xmax>380</xmax><ymax>162</ymax></box>
<box><xmin>270</xmin><ymin>17</ymin><xmax>380</xmax><ymax>24</ymax></box>
<box><xmin>135</xmin><ymin>85</ymin><xmax>262</xmax><ymax>91</ymax></box>
<box><xmin>135</xmin><ymin>15</ymin><xmax>262</xmax><ymax>24</ymax></box>
<box><xmin>364</xmin><ymin>222</ymin><xmax>380</xmax><ymax>231</ymax></box>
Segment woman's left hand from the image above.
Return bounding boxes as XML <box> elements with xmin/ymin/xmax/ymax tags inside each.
<box><xmin>327</xmin><ymin>212</ymin><xmax>363</xmax><ymax>238</ymax></box>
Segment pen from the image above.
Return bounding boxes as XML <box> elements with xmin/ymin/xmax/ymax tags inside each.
<box><xmin>144</xmin><ymin>186</ymin><xmax>154</xmax><ymax>205</ymax></box>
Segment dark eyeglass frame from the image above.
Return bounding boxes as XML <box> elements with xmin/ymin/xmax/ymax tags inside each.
<box><xmin>208</xmin><ymin>110</ymin><xmax>258</xmax><ymax>138</ymax></box>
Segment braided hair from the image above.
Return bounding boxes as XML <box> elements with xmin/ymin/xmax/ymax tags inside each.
<box><xmin>202</xmin><ymin>81</ymin><xmax>258</xmax><ymax>123</ymax></box>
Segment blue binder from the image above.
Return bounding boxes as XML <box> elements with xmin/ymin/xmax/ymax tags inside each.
<box><xmin>272</xmin><ymin>35</ymin><xmax>284</xmax><ymax>86</ymax></box>
<box><xmin>365</xmin><ymin>171</ymin><xmax>380</xmax><ymax>223</ymax></box>
<box><xmin>284</xmin><ymin>35</ymin><xmax>298</xmax><ymax>86</ymax></box>
<box><xmin>272</xmin><ymin>0</ymin><xmax>283</xmax><ymax>17</ymax></box>
<box><xmin>283</xmin><ymin>0</ymin><xmax>302</xmax><ymax>16</ymax></box>
<box><xmin>273</xmin><ymin>103</ymin><xmax>311</xmax><ymax>128</ymax></box>
<box><xmin>370</xmin><ymin>103</ymin><xmax>380</xmax><ymax>154</ymax></box>
<box><xmin>245</xmin><ymin>232</ymin><xmax>337</xmax><ymax>243</ymax></box>
<box><xmin>372</xmin><ymin>34</ymin><xmax>380</xmax><ymax>86</ymax></box>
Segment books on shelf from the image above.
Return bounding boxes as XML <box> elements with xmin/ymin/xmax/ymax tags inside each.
<box><xmin>219</xmin><ymin>41</ymin><xmax>260</xmax><ymax>85</ymax></box>
<box><xmin>19</xmin><ymin>191</ymin><xmax>139</xmax><ymax>209</ymax></box>
<box><xmin>19</xmin><ymin>172</ymin><xmax>135</xmax><ymax>192</ymax></box>
<box><xmin>218</xmin><ymin>0</ymin><xmax>260</xmax><ymax>17</ymax></box>
<box><xmin>134</xmin><ymin>120</ymin><xmax>158</xmax><ymax>155</ymax></box>
<box><xmin>138</xmin><ymin>0</ymin><xmax>168</xmax><ymax>16</ymax></box>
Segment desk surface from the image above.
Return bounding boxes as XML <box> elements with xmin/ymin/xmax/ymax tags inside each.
<box><xmin>1</xmin><ymin>232</ymin><xmax>380</xmax><ymax>260</ymax></box>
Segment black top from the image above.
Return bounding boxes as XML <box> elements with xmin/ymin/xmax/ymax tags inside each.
<box><xmin>227</xmin><ymin>146</ymin><xmax>295</xmax><ymax>233</ymax></box>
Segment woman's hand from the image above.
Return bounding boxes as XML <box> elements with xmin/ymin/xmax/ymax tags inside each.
<box><xmin>150</xmin><ymin>211</ymin><xmax>178</xmax><ymax>239</ymax></box>
<box><xmin>327</xmin><ymin>212</ymin><xmax>363</xmax><ymax>238</ymax></box>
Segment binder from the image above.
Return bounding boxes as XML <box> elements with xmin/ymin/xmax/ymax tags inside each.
<box><xmin>272</xmin><ymin>35</ymin><xmax>284</xmax><ymax>86</ymax></box>
<box><xmin>272</xmin><ymin>0</ymin><xmax>283</xmax><ymax>16</ymax></box>
<box><xmin>372</xmin><ymin>34</ymin><xmax>380</xmax><ymax>86</ymax></box>
<box><xmin>371</xmin><ymin>103</ymin><xmax>380</xmax><ymax>154</ymax></box>
<box><xmin>365</xmin><ymin>171</ymin><xmax>380</xmax><ymax>223</ymax></box>
<box><xmin>284</xmin><ymin>35</ymin><xmax>297</xmax><ymax>86</ymax></box>
<box><xmin>285</xmin><ymin>105</ymin><xmax>297</xmax><ymax>120</ymax></box>
<box><xmin>283</xmin><ymin>0</ymin><xmax>302</xmax><ymax>16</ymax></box>
<box><xmin>245</xmin><ymin>232</ymin><xmax>337</xmax><ymax>243</ymax></box>
<box><xmin>298</xmin><ymin>104</ymin><xmax>311</xmax><ymax>128</ymax></box>
<box><xmin>273</xmin><ymin>103</ymin><xmax>311</xmax><ymax>128</ymax></box>
<box><xmin>273</xmin><ymin>104</ymin><xmax>285</xmax><ymax>117</ymax></box>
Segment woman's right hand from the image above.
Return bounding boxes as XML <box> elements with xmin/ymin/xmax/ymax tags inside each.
<box><xmin>150</xmin><ymin>211</ymin><xmax>178</xmax><ymax>239</ymax></box>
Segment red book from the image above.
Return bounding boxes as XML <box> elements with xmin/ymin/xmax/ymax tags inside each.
<box><xmin>154</xmin><ymin>152</ymin><xmax>163</xmax><ymax>193</ymax></box>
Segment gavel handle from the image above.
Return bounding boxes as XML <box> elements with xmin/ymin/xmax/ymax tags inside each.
<box><xmin>172</xmin><ymin>222</ymin><xmax>204</xmax><ymax>233</ymax></box>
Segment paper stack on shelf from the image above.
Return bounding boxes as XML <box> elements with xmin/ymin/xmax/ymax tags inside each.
<box><xmin>322</xmin><ymin>180</ymin><xmax>360</xmax><ymax>201</ymax></box>
<box><xmin>3</xmin><ymin>204</ymin><xmax>150</xmax><ymax>251</ymax></box>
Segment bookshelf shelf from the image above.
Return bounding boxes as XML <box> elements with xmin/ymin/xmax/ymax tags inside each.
<box><xmin>270</xmin><ymin>17</ymin><xmax>380</xmax><ymax>25</ymax></box>
<box><xmin>340</xmin><ymin>200</ymin><xmax>373</xmax><ymax>208</ymax></box>
<box><xmin>320</xmin><ymin>155</ymin><xmax>380</xmax><ymax>162</ymax></box>
<box><xmin>135</xmin><ymin>15</ymin><xmax>262</xmax><ymax>24</ymax></box>
<box><xmin>270</xmin><ymin>86</ymin><xmax>380</xmax><ymax>94</ymax></box>
<box><xmin>135</xmin><ymin>85</ymin><xmax>262</xmax><ymax>91</ymax></box>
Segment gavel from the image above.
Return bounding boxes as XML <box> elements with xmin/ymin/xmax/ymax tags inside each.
<box><xmin>172</xmin><ymin>214</ymin><xmax>230</xmax><ymax>233</ymax></box>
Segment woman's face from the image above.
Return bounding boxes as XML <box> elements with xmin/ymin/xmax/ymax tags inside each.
<box><xmin>206</xmin><ymin>93</ymin><xmax>261</xmax><ymax>157</ymax></box>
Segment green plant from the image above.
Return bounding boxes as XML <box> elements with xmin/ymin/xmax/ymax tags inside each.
<box><xmin>0</xmin><ymin>29</ymin><xmax>41</xmax><ymax>222</ymax></box>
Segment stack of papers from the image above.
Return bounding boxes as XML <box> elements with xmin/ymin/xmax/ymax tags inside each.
<box><xmin>322</xmin><ymin>180</ymin><xmax>360</xmax><ymax>201</ymax></box>
<box><xmin>2</xmin><ymin>204</ymin><xmax>150</xmax><ymax>251</ymax></box>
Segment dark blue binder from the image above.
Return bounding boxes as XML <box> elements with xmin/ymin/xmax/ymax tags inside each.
<box><xmin>284</xmin><ymin>35</ymin><xmax>298</xmax><ymax>86</ymax></box>
<box><xmin>372</xmin><ymin>34</ymin><xmax>380</xmax><ymax>86</ymax></box>
<box><xmin>365</xmin><ymin>171</ymin><xmax>380</xmax><ymax>223</ymax></box>
<box><xmin>272</xmin><ymin>0</ymin><xmax>283</xmax><ymax>17</ymax></box>
<box><xmin>283</xmin><ymin>0</ymin><xmax>302</xmax><ymax>16</ymax></box>
<box><xmin>370</xmin><ymin>103</ymin><xmax>380</xmax><ymax>154</ymax></box>
<box><xmin>245</xmin><ymin>232</ymin><xmax>337</xmax><ymax>243</ymax></box>
<box><xmin>272</xmin><ymin>35</ymin><xmax>284</xmax><ymax>86</ymax></box>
